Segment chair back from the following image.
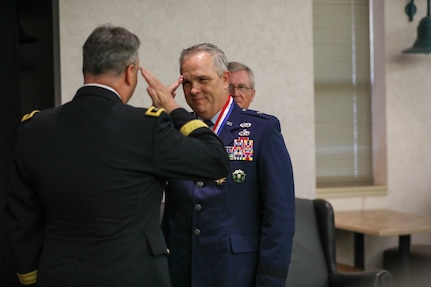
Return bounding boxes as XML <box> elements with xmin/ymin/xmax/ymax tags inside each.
<box><xmin>285</xmin><ymin>198</ymin><xmax>333</xmax><ymax>287</ymax></box>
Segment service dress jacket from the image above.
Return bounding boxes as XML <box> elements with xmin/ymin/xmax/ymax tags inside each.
<box><xmin>6</xmin><ymin>86</ymin><xmax>230</xmax><ymax>287</ymax></box>
<box><xmin>162</xmin><ymin>99</ymin><xmax>295</xmax><ymax>287</ymax></box>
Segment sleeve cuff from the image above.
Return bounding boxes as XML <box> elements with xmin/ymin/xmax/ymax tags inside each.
<box><xmin>169</xmin><ymin>108</ymin><xmax>209</xmax><ymax>134</ymax></box>
<box><xmin>17</xmin><ymin>269</ymin><xmax>37</xmax><ymax>285</ymax></box>
<box><xmin>179</xmin><ymin>119</ymin><xmax>208</xmax><ymax>136</ymax></box>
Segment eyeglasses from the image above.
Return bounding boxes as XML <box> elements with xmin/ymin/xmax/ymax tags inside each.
<box><xmin>228</xmin><ymin>84</ymin><xmax>253</xmax><ymax>93</ymax></box>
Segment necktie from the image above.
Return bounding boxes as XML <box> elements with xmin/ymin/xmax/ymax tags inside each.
<box><xmin>203</xmin><ymin>119</ymin><xmax>213</xmax><ymax>128</ymax></box>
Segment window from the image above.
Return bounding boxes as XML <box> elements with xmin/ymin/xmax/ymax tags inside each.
<box><xmin>313</xmin><ymin>0</ymin><xmax>387</xmax><ymax>195</ymax></box>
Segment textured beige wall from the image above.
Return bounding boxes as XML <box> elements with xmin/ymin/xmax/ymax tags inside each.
<box><xmin>332</xmin><ymin>0</ymin><xmax>431</xmax><ymax>269</ymax></box>
<box><xmin>386</xmin><ymin>0</ymin><xmax>431</xmax><ymax>216</ymax></box>
<box><xmin>59</xmin><ymin>0</ymin><xmax>316</xmax><ymax>199</ymax></box>
<box><xmin>384</xmin><ymin>0</ymin><xmax>431</xmax><ymax>260</ymax></box>
<box><xmin>59</xmin><ymin>0</ymin><xmax>431</xmax><ymax>270</ymax></box>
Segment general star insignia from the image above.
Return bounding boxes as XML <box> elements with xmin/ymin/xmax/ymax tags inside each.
<box><xmin>214</xmin><ymin>177</ymin><xmax>226</xmax><ymax>185</ymax></box>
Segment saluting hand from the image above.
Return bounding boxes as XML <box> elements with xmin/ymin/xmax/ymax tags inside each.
<box><xmin>168</xmin><ymin>75</ymin><xmax>183</xmax><ymax>98</ymax></box>
<box><xmin>140</xmin><ymin>67</ymin><xmax>181</xmax><ymax>114</ymax></box>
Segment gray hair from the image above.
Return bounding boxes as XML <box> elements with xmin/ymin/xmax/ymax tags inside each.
<box><xmin>82</xmin><ymin>24</ymin><xmax>140</xmax><ymax>76</ymax></box>
<box><xmin>179</xmin><ymin>43</ymin><xmax>228</xmax><ymax>77</ymax></box>
<box><xmin>227</xmin><ymin>61</ymin><xmax>255</xmax><ymax>89</ymax></box>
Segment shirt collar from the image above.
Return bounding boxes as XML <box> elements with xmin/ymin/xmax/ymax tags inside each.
<box><xmin>82</xmin><ymin>83</ymin><xmax>122</xmax><ymax>100</ymax></box>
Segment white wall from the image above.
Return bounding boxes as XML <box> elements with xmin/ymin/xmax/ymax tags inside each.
<box><xmin>59</xmin><ymin>0</ymin><xmax>431</xmax><ymax>270</ymax></box>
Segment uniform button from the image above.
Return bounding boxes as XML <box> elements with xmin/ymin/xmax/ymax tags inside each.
<box><xmin>194</xmin><ymin>228</ymin><xmax>201</xmax><ymax>236</ymax></box>
<box><xmin>166</xmin><ymin>248</ymin><xmax>171</xmax><ymax>255</ymax></box>
<box><xmin>196</xmin><ymin>181</ymin><xmax>204</xmax><ymax>188</ymax></box>
<box><xmin>194</xmin><ymin>204</ymin><xmax>202</xmax><ymax>211</ymax></box>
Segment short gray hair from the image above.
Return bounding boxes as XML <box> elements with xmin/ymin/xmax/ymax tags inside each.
<box><xmin>228</xmin><ymin>61</ymin><xmax>255</xmax><ymax>89</ymax></box>
<box><xmin>82</xmin><ymin>24</ymin><xmax>140</xmax><ymax>76</ymax></box>
<box><xmin>179</xmin><ymin>43</ymin><xmax>228</xmax><ymax>77</ymax></box>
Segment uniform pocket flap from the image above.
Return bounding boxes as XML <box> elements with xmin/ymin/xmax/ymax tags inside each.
<box><xmin>230</xmin><ymin>234</ymin><xmax>259</xmax><ymax>253</ymax></box>
<box><xmin>145</xmin><ymin>229</ymin><xmax>169</xmax><ymax>256</ymax></box>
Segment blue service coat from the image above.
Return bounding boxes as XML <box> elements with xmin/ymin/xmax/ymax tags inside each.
<box><xmin>163</xmin><ymin>101</ymin><xmax>295</xmax><ymax>287</ymax></box>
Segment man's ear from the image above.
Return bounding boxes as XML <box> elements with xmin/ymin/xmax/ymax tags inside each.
<box><xmin>223</xmin><ymin>70</ymin><xmax>230</xmax><ymax>89</ymax></box>
<box><xmin>125</xmin><ymin>64</ymin><xmax>136</xmax><ymax>86</ymax></box>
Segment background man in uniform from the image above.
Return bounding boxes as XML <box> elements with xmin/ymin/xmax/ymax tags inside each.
<box><xmin>6</xmin><ymin>25</ymin><xmax>229</xmax><ymax>287</ymax></box>
<box><xmin>228</xmin><ymin>61</ymin><xmax>256</xmax><ymax>109</ymax></box>
<box><xmin>162</xmin><ymin>43</ymin><xmax>295</xmax><ymax>287</ymax></box>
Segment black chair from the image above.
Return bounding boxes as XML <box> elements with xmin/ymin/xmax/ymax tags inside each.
<box><xmin>286</xmin><ymin>198</ymin><xmax>392</xmax><ymax>287</ymax></box>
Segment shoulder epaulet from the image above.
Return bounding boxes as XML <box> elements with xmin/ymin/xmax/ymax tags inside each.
<box><xmin>241</xmin><ymin>108</ymin><xmax>271</xmax><ymax>117</ymax></box>
<box><xmin>21</xmin><ymin>110</ymin><xmax>40</xmax><ymax>122</ymax></box>
<box><xmin>240</xmin><ymin>109</ymin><xmax>279</xmax><ymax>124</ymax></box>
<box><xmin>145</xmin><ymin>106</ymin><xmax>165</xmax><ymax>117</ymax></box>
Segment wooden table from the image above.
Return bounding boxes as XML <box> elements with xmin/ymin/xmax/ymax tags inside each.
<box><xmin>334</xmin><ymin>209</ymin><xmax>431</xmax><ymax>269</ymax></box>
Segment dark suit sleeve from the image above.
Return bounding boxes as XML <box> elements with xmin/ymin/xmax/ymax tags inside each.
<box><xmin>152</xmin><ymin>107</ymin><xmax>230</xmax><ymax>180</ymax></box>
<box><xmin>6</xmin><ymin>134</ymin><xmax>44</xmax><ymax>286</ymax></box>
<box><xmin>255</xmin><ymin>119</ymin><xmax>295</xmax><ymax>287</ymax></box>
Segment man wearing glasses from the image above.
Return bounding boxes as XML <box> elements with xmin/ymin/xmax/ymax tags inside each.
<box><xmin>228</xmin><ymin>61</ymin><xmax>256</xmax><ymax>109</ymax></box>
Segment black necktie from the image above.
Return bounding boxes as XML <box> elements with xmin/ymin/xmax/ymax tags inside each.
<box><xmin>203</xmin><ymin>119</ymin><xmax>213</xmax><ymax>128</ymax></box>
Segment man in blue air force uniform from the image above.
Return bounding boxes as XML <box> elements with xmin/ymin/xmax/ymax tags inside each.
<box><xmin>162</xmin><ymin>43</ymin><xmax>295</xmax><ymax>287</ymax></box>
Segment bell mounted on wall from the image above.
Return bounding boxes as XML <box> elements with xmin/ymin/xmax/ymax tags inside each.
<box><xmin>403</xmin><ymin>0</ymin><xmax>431</xmax><ymax>54</ymax></box>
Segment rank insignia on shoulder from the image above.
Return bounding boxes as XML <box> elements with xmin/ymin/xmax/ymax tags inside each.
<box><xmin>145</xmin><ymin>106</ymin><xmax>165</xmax><ymax>117</ymax></box>
<box><xmin>21</xmin><ymin>110</ymin><xmax>40</xmax><ymax>122</ymax></box>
